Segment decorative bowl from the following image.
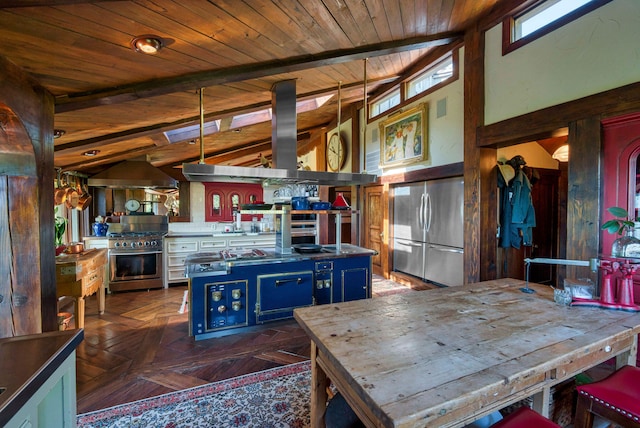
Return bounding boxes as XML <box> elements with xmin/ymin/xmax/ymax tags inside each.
<box><xmin>311</xmin><ymin>201</ymin><xmax>331</xmax><ymax>210</ymax></box>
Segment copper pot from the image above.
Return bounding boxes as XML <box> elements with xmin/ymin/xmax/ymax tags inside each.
<box><xmin>65</xmin><ymin>175</ymin><xmax>79</xmax><ymax>209</ymax></box>
<box><xmin>64</xmin><ymin>242</ymin><xmax>84</xmax><ymax>254</ymax></box>
<box><xmin>54</xmin><ymin>170</ymin><xmax>67</xmax><ymax>205</ymax></box>
<box><xmin>76</xmin><ymin>181</ymin><xmax>92</xmax><ymax>211</ymax></box>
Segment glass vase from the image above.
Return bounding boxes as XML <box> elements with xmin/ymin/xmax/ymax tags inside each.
<box><xmin>611</xmin><ymin>229</ymin><xmax>640</xmax><ymax>258</ymax></box>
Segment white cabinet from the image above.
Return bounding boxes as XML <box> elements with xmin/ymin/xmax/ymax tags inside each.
<box><xmin>164</xmin><ymin>237</ymin><xmax>199</xmax><ymax>288</ymax></box>
<box><xmin>164</xmin><ymin>235</ymin><xmax>276</xmax><ymax>287</ymax></box>
<box><xmin>228</xmin><ymin>235</ymin><xmax>276</xmax><ymax>249</ymax></box>
<box><xmin>199</xmin><ymin>238</ymin><xmax>227</xmax><ymax>251</ymax></box>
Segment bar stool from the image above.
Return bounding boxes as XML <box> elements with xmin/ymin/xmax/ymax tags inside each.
<box><xmin>574</xmin><ymin>364</ymin><xmax>640</xmax><ymax>428</ymax></box>
<box><xmin>489</xmin><ymin>407</ymin><xmax>560</xmax><ymax>427</ymax></box>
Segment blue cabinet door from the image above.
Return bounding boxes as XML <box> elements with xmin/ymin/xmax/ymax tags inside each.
<box><xmin>333</xmin><ymin>256</ymin><xmax>371</xmax><ymax>302</ymax></box>
<box><xmin>257</xmin><ymin>269</ymin><xmax>314</xmax><ymax>322</ymax></box>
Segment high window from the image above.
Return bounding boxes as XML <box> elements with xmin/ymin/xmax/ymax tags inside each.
<box><xmin>368</xmin><ymin>49</ymin><xmax>459</xmax><ymax>121</ymax></box>
<box><xmin>406</xmin><ymin>55</ymin><xmax>453</xmax><ymax>99</ymax></box>
<box><xmin>503</xmin><ymin>0</ymin><xmax>611</xmax><ymax>54</ymax></box>
<box><xmin>370</xmin><ymin>90</ymin><xmax>401</xmax><ymax>118</ymax></box>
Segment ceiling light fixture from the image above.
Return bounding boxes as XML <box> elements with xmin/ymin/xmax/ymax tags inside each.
<box><xmin>552</xmin><ymin>145</ymin><xmax>569</xmax><ymax>162</ymax></box>
<box><xmin>82</xmin><ymin>150</ymin><xmax>100</xmax><ymax>157</ymax></box>
<box><xmin>53</xmin><ymin>129</ymin><xmax>66</xmax><ymax>139</ymax></box>
<box><xmin>130</xmin><ymin>35</ymin><xmax>164</xmax><ymax>54</ymax></box>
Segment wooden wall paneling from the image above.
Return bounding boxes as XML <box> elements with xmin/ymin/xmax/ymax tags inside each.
<box><xmin>0</xmin><ymin>176</ymin><xmax>11</xmax><ymax>336</ymax></box>
<box><xmin>563</xmin><ymin>117</ymin><xmax>601</xmax><ymax>285</ymax></box>
<box><xmin>0</xmin><ymin>55</ymin><xmax>56</xmax><ymax>334</ymax></box>
<box><xmin>8</xmin><ymin>176</ymin><xmax>42</xmax><ymax>335</ymax></box>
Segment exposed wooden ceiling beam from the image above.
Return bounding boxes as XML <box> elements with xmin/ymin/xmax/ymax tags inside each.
<box><xmin>54</xmin><ymin>78</ymin><xmax>390</xmax><ymax>153</ymax></box>
<box><xmin>54</xmin><ymin>34</ymin><xmax>463</xmax><ymax>113</ymax></box>
<box><xmin>176</xmin><ymin>130</ymin><xmax>314</xmax><ymax>167</ymax></box>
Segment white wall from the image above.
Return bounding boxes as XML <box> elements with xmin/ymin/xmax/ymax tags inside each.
<box><xmin>485</xmin><ymin>0</ymin><xmax>640</xmax><ymax>125</ymax></box>
<box><xmin>363</xmin><ymin>47</ymin><xmax>465</xmax><ymax>176</ymax></box>
<box><xmin>498</xmin><ymin>142</ymin><xmax>559</xmax><ymax>170</ymax></box>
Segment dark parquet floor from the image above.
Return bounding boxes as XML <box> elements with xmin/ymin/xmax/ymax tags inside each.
<box><xmin>72</xmin><ymin>276</ymin><xmax>423</xmax><ymax>414</ymax></box>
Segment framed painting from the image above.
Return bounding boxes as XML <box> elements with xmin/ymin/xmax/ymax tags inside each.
<box><xmin>379</xmin><ymin>104</ymin><xmax>427</xmax><ymax>167</ymax></box>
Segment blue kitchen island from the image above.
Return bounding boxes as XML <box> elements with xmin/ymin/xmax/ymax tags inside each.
<box><xmin>186</xmin><ymin>244</ymin><xmax>376</xmax><ymax>340</ymax></box>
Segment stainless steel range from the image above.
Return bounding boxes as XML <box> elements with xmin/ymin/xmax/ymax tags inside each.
<box><xmin>107</xmin><ymin>215</ymin><xmax>168</xmax><ymax>292</ymax></box>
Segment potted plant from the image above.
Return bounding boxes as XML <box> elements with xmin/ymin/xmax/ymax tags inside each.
<box><xmin>601</xmin><ymin>206</ymin><xmax>640</xmax><ymax>257</ymax></box>
<box><xmin>55</xmin><ymin>206</ymin><xmax>67</xmax><ymax>255</ymax></box>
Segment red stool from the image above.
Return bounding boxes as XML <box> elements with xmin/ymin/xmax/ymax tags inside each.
<box><xmin>490</xmin><ymin>407</ymin><xmax>560</xmax><ymax>427</ymax></box>
<box><xmin>574</xmin><ymin>365</ymin><xmax>640</xmax><ymax>428</ymax></box>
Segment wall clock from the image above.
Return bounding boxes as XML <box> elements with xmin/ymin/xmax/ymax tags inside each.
<box><xmin>326</xmin><ymin>133</ymin><xmax>347</xmax><ymax>171</ymax></box>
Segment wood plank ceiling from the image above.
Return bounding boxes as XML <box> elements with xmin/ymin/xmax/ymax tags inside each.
<box><xmin>0</xmin><ymin>0</ymin><xmax>503</xmax><ymax>179</ymax></box>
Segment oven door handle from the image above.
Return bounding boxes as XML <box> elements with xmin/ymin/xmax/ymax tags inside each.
<box><xmin>109</xmin><ymin>250</ymin><xmax>162</xmax><ymax>256</ymax></box>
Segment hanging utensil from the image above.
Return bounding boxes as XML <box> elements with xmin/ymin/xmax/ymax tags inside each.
<box><xmin>64</xmin><ymin>173</ymin><xmax>79</xmax><ymax>209</ymax></box>
<box><xmin>54</xmin><ymin>168</ymin><xmax>67</xmax><ymax>205</ymax></box>
<box><xmin>76</xmin><ymin>179</ymin><xmax>92</xmax><ymax>211</ymax></box>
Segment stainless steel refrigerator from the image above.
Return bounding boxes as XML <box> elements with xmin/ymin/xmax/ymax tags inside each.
<box><xmin>393</xmin><ymin>176</ymin><xmax>464</xmax><ymax>286</ymax></box>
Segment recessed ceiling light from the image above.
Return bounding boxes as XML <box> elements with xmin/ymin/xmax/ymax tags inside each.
<box><xmin>130</xmin><ymin>35</ymin><xmax>164</xmax><ymax>54</ymax></box>
<box><xmin>53</xmin><ymin>129</ymin><xmax>66</xmax><ymax>139</ymax></box>
<box><xmin>83</xmin><ymin>150</ymin><xmax>100</xmax><ymax>157</ymax></box>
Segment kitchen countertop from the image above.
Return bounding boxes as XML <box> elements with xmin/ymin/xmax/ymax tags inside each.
<box><xmin>186</xmin><ymin>244</ymin><xmax>377</xmax><ymax>277</ymax></box>
<box><xmin>0</xmin><ymin>329</ymin><xmax>84</xmax><ymax>426</ymax></box>
<box><xmin>165</xmin><ymin>232</ymin><xmax>276</xmax><ymax>238</ymax></box>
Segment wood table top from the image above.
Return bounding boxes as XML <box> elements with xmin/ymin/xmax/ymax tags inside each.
<box><xmin>294</xmin><ymin>278</ymin><xmax>640</xmax><ymax>427</ymax></box>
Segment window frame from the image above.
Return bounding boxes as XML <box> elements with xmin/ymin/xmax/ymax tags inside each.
<box><xmin>502</xmin><ymin>0</ymin><xmax>612</xmax><ymax>55</ymax></box>
<box><xmin>369</xmin><ymin>89</ymin><xmax>401</xmax><ymax>119</ymax></box>
<box><xmin>367</xmin><ymin>48</ymin><xmax>459</xmax><ymax>124</ymax></box>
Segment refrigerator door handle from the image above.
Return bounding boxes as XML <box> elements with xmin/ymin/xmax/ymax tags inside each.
<box><xmin>425</xmin><ymin>193</ymin><xmax>432</xmax><ymax>232</ymax></box>
<box><xmin>429</xmin><ymin>245</ymin><xmax>464</xmax><ymax>254</ymax></box>
<box><xmin>418</xmin><ymin>193</ymin><xmax>425</xmax><ymax>229</ymax></box>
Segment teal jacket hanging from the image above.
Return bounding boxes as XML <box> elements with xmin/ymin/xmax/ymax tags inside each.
<box><xmin>498</xmin><ymin>167</ymin><xmax>536</xmax><ymax>248</ymax></box>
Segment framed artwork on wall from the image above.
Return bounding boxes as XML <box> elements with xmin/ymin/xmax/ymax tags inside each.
<box><xmin>379</xmin><ymin>104</ymin><xmax>427</xmax><ymax>167</ymax></box>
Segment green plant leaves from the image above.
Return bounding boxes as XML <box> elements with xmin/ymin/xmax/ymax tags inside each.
<box><xmin>601</xmin><ymin>206</ymin><xmax>635</xmax><ymax>235</ymax></box>
<box><xmin>606</xmin><ymin>206</ymin><xmax>630</xmax><ymax>218</ymax></box>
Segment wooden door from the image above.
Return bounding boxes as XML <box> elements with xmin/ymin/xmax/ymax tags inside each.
<box><xmin>528</xmin><ymin>169</ymin><xmax>560</xmax><ymax>285</ymax></box>
<box><xmin>364</xmin><ymin>185</ymin><xmax>387</xmax><ymax>277</ymax></box>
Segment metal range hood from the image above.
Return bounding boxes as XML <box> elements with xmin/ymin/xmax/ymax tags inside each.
<box><xmin>182</xmin><ymin>80</ymin><xmax>377</xmax><ymax>186</ymax></box>
<box><xmin>88</xmin><ymin>160</ymin><xmax>177</xmax><ymax>188</ymax></box>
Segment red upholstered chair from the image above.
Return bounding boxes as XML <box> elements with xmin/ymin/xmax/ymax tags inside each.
<box><xmin>489</xmin><ymin>407</ymin><xmax>560</xmax><ymax>428</ymax></box>
<box><xmin>574</xmin><ymin>364</ymin><xmax>640</xmax><ymax>428</ymax></box>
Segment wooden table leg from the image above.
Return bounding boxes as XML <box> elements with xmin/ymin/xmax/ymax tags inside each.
<box><xmin>311</xmin><ymin>341</ymin><xmax>328</xmax><ymax>428</ymax></box>
<box><xmin>76</xmin><ymin>297</ymin><xmax>85</xmax><ymax>329</ymax></box>
<box><xmin>98</xmin><ymin>270</ymin><xmax>106</xmax><ymax>315</ymax></box>
<box><xmin>531</xmin><ymin>385</ymin><xmax>551</xmax><ymax>418</ymax></box>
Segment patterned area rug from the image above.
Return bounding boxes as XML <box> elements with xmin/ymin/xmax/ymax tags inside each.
<box><xmin>77</xmin><ymin>361</ymin><xmax>311</xmax><ymax>428</ymax></box>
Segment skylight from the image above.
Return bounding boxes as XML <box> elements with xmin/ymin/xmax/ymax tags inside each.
<box><xmin>164</xmin><ymin>95</ymin><xmax>333</xmax><ymax>144</ymax></box>
<box><xmin>164</xmin><ymin>120</ymin><xmax>221</xmax><ymax>144</ymax></box>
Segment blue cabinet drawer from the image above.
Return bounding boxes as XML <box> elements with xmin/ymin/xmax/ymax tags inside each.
<box><xmin>256</xmin><ymin>270</ymin><xmax>313</xmax><ymax>322</ymax></box>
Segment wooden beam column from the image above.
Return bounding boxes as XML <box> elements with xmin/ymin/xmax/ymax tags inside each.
<box><xmin>464</xmin><ymin>24</ymin><xmax>497</xmax><ymax>284</ymax></box>
<box><xmin>564</xmin><ymin>117</ymin><xmax>601</xmax><ymax>282</ymax></box>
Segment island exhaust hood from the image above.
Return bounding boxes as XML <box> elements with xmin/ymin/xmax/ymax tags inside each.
<box><xmin>88</xmin><ymin>160</ymin><xmax>177</xmax><ymax>188</ymax></box>
<box><xmin>182</xmin><ymin>80</ymin><xmax>377</xmax><ymax>186</ymax></box>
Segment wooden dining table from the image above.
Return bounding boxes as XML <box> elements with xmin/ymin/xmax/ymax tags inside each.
<box><xmin>293</xmin><ymin>278</ymin><xmax>640</xmax><ymax>428</ymax></box>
